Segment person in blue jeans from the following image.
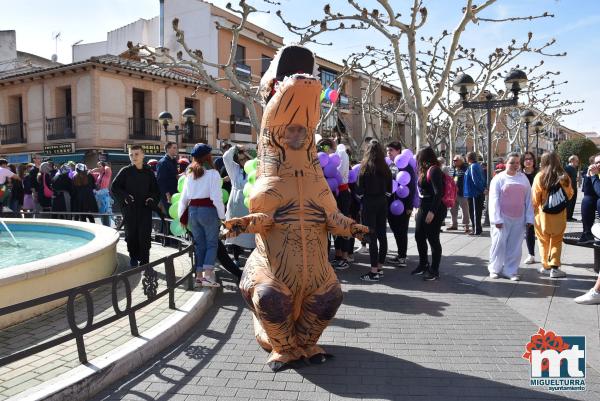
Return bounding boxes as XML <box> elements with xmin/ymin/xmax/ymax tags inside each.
<box><xmin>464</xmin><ymin>152</ymin><xmax>487</xmax><ymax>236</ymax></box>
<box><xmin>178</xmin><ymin>143</ymin><xmax>225</xmax><ymax>288</ymax></box>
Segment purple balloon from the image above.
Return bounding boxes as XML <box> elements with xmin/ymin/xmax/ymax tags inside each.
<box><xmin>329</xmin><ymin>153</ymin><xmax>341</xmax><ymax>168</ymax></box>
<box><xmin>409</xmin><ymin>155</ymin><xmax>417</xmax><ymax>169</ymax></box>
<box><xmin>334</xmin><ymin>170</ymin><xmax>343</xmax><ymax>185</ymax></box>
<box><xmin>401</xmin><ymin>148</ymin><xmax>414</xmax><ymax>159</ymax></box>
<box><xmin>324</xmin><ymin>163</ymin><xmax>338</xmax><ymax>178</ymax></box>
<box><xmin>395</xmin><ymin>153</ymin><xmax>409</xmax><ymax>169</ymax></box>
<box><xmin>326</xmin><ymin>177</ymin><xmax>338</xmax><ymax>192</ymax></box>
<box><xmin>396</xmin><ymin>171</ymin><xmax>411</xmax><ymax>186</ymax></box>
<box><xmin>348</xmin><ymin>168</ymin><xmax>358</xmax><ymax>184</ymax></box>
<box><xmin>318</xmin><ymin>152</ymin><xmax>329</xmax><ymax>167</ymax></box>
<box><xmin>385</xmin><ymin>156</ymin><xmax>392</xmax><ymax>166</ymax></box>
<box><xmin>392</xmin><ymin>180</ymin><xmax>398</xmax><ymax>193</ymax></box>
<box><xmin>390</xmin><ymin>200</ymin><xmax>405</xmax><ymax>216</ymax></box>
<box><xmin>396</xmin><ymin>184</ymin><xmax>409</xmax><ymax>198</ymax></box>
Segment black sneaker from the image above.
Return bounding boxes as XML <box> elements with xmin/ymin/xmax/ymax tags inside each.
<box><xmin>335</xmin><ymin>260</ymin><xmax>350</xmax><ymax>271</ymax></box>
<box><xmin>423</xmin><ymin>271</ymin><xmax>439</xmax><ymax>281</ymax></box>
<box><xmin>397</xmin><ymin>257</ymin><xmax>407</xmax><ymax>268</ymax></box>
<box><xmin>578</xmin><ymin>233</ymin><xmax>595</xmax><ymax>244</ymax></box>
<box><xmin>360</xmin><ymin>272</ymin><xmax>380</xmax><ymax>281</ymax></box>
<box><xmin>411</xmin><ymin>264</ymin><xmax>428</xmax><ymax>275</ymax></box>
<box><xmin>376</xmin><ymin>268</ymin><xmax>384</xmax><ymax>277</ymax></box>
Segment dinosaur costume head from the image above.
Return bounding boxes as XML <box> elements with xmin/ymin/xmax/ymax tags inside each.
<box><xmin>257</xmin><ymin>46</ymin><xmax>322</xmax><ymax>178</ymax></box>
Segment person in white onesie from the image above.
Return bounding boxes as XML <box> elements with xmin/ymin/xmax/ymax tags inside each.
<box><xmin>488</xmin><ymin>153</ymin><xmax>534</xmax><ymax>281</ymax></box>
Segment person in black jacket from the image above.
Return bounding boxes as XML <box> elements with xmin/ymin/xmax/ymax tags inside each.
<box><xmin>111</xmin><ymin>145</ymin><xmax>160</xmax><ymax>267</ymax></box>
<box><xmin>386</xmin><ymin>141</ymin><xmax>416</xmax><ymax>268</ymax></box>
<box><xmin>156</xmin><ymin>142</ymin><xmax>179</xmax><ymax>212</ymax></box>
<box><xmin>413</xmin><ymin>146</ymin><xmax>447</xmax><ymax>281</ymax></box>
<box><xmin>564</xmin><ymin>155</ymin><xmax>580</xmax><ymax>222</ymax></box>
<box><xmin>51</xmin><ymin>164</ymin><xmax>73</xmax><ymax>219</ymax></box>
<box><xmin>357</xmin><ymin>140</ymin><xmax>392</xmax><ymax>281</ymax></box>
<box><xmin>72</xmin><ymin>164</ymin><xmax>98</xmax><ymax>223</ymax></box>
<box><xmin>579</xmin><ymin>153</ymin><xmax>600</xmax><ymax>243</ymax></box>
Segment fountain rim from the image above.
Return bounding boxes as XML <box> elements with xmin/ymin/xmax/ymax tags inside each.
<box><xmin>0</xmin><ymin>218</ymin><xmax>120</xmax><ymax>286</ymax></box>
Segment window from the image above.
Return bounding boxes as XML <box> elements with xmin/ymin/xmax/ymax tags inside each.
<box><xmin>261</xmin><ymin>55</ymin><xmax>272</xmax><ymax>77</ymax></box>
<box><xmin>55</xmin><ymin>87</ymin><xmax>72</xmax><ymax>117</ymax></box>
<box><xmin>319</xmin><ymin>68</ymin><xmax>338</xmax><ymax>89</ymax></box>
<box><xmin>235</xmin><ymin>45</ymin><xmax>246</xmax><ymax>64</ymax></box>
<box><xmin>184</xmin><ymin>97</ymin><xmax>198</xmax><ymax>115</ymax></box>
<box><xmin>132</xmin><ymin>89</ymin><xmax>147</xmax><ymax>119</ymax></box>
<box><xmin>8</xmin><ymin>95</ymin><xmax>23</xmax><ymax>123</ymax></box>
<box><xmin>231</xmin><ymin>99</ymin><xmax>246</xmax><ymax>118</ymax></box>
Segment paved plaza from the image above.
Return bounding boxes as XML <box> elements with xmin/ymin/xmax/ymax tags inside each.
<box><xmin>88</xmin><ymin>208</ymin><xmax>600</xmax><ymax>401</ymax></box>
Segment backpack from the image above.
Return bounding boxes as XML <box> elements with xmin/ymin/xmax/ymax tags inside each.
<box><xmin>427</xmin><ymin>166</ymin><xmax>457</xmax><ymax>208</ymax></box>
<box><xmin>542</xmin><ymin>183</ymin><xmax>568</xmax><ymax>214</ymax></box>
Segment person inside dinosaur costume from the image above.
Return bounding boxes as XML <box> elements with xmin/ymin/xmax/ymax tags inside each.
<box><xmin>224</xmin><ymin>45</ymin><xmax>369</xmax><ymax>372</ymax></box>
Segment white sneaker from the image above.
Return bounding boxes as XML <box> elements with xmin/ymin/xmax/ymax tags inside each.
<box><xmin>592</xmin><ymin>222</ymin><xmax>600</xmax><ymax>240</ymax></box>
<box><xmin>489</xmin><ymin>272</ymin><xmax>500</xmax><ymax>279</ymax></box>
<box><xmin>523</xmin><ymin>255</ymin><xmax>536</xmax><ymax>264</ymax></box>
<box><xmin>574</xmin><ymin>288</ymin><xmax>600</xmax><ymax>305</ymax></box>
<box><xmin>355</xmin><ymin>245</ymin><xmax>369</xmax><ymax>254</ymax></box>
<box><xmin>509</xmin><ymin>274</ymin><xmax>521</xmax><ymax>281</ymax></box>
<box><xmin>537</xmin><ymin>266</ymin><xmax>548</xmax><ymax>275</ymax></box>
<box><xmin>550</xmin><ymin>268</ymin><xmax>567</xmax><ymax>278</ymax></box>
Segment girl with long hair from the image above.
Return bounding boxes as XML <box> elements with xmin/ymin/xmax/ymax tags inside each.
<box><xmin>521</xmin><ymin>151</ymin><xmax>538</xmax><ymax>263</ymax></box>
<box><xmin>178</xmin><ymin>143</ymin><xmax>224</xmax><ymax>287</ymax></box>
<box><xmin>72</xmin><ymin>164</ymin><xmax>99</xmax><ymax>223</ymax></box>
<box><xmin>36</xmin><ymin>162</ymin><xmax>53</xmax><ymax>211</ymax></box>
<box><xmin>532</xmin><ymin>152</ymin><xmax>573</xmax><ymax>278</ymax></box>
<box><xmin>357</xmin><ymin>140</ymin><xmax>392</xmax><ymax>281</ymax></box>
<box><xmin>413</xmin><ymin>146</ymin><xmax>447</xmax><ymax>281</ymax></box>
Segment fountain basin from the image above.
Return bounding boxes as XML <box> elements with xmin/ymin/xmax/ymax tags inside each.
<box><xmin>0</xmin><ymin>219</ymin><xmax>119</xmax><ymax>329</ymax></box>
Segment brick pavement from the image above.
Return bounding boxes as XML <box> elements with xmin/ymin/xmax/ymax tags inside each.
<box><xmin>92</xmin><ymin>215</ymin><xmax>600</xmax><ymax>401</ymax></box>
<box><xmin>0</xmin><ymin>240</ymin><xmax>197</xmax><ymax>400</ymax></box>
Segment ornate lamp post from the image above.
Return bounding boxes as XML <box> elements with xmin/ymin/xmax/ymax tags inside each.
<box><xmin>520</xmin><ymin>109</ymin><xmax>535</xmax><ymax>152</ymax></box>
<box><xmin>158</xmin><ymin>108</ymin><xmax>196</xmax><ymax>146</ymax></box>
<box><xmin>533</xmin><ymin>120</ymin><xmax>544</xmax><ymax>156</ymax></box>
<box><xmin>453</xmin><ymin>69</ymin><xmax>528</xmax><ymax>187</ymax></box>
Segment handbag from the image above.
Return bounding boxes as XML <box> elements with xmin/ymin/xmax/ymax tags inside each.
<box><xmin>42</xmin><ymin>174</ymin><xmax>53</xmax><ymax>198</ymax></box>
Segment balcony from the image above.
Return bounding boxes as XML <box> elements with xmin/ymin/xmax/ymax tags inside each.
<box><xmin>235</xmin><ymin>63</ymin><xmax>251</xmax><ymax>82</ymax></box>
<box><xmin>230</xmin><ymin>115</ymin><xmax>252</xmax><ymax>136</ymax></box>
<box><xmin>46</xmin><ymin>116</ymin><xmax>76</xmax><ymax>141</ymax></box>
<box><xmin>128</xmin><ymin>118</ymin><xmax>161</xmax><ymax>141</ymax></box>
<box><xmin>182</xmin><ymin>124</ymin><xmax>208</xmax><ymax>144</ymax></box>
<box><xmin>0</xmin><ymin>122</ymin><xmax>26</xmax><ymax>145</ymax></box>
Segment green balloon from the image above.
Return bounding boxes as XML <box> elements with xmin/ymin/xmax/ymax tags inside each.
<box><xmin>221</xmin><ymin>177</ymin><xmax>224</xmax><ymax>188</ymax></box>
<box><xmin>243</xmin><ymin>182</ymin><xmax>253</xmax><ymax>198</ymax></box>
<box><xmin>171</xmin><ymin>193</ymin><xmax>181</xmax><ymax>204</ymax></box>
<box><xmin>169</xmin><ymin>202</ymin><xmax>179</xmax><ymax>220</ymax></box>
<box><xmin>177</xmin><ymin>175</ymin><xmax>186</xmax><ymax>193</ymax></box>
<box><xmin>222</xmin><ymin>188</ymin><xmax>229</xmax><ymax>204</ymax></box>
<box><xmin>170</xmin><ymin>220</ymin><xmax>185</xmax><ymax>236</ymax></box>
<box><xmin>320</xmin><ymin>91</ymin><xmax>326</xmax><ymax>102</ymax></box>
<box><xmin>244</xmin><ymin>197</ymin><xmax>250</xmax><ymax>209</ymax></box>
<box><xmin>248</xmin><ymin>170</ymin><xmax>256</xmax><ymax>185</ymax></box>
<box><xmin>244</xmin><ymin>158</ymin><xmax>258</xmax><ymax>175</ymax></box>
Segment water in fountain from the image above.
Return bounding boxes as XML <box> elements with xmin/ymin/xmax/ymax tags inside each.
<box><xmin>0</xmin><ymin>219</ymin><xmax>19</xmax><ymax>246</ymax></box>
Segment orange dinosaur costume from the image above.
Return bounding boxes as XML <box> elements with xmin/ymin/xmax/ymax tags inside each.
<box><xmin>224</xmin><ymin>46</ymin><xmax>368</xmax><ymax>371</ymax></box>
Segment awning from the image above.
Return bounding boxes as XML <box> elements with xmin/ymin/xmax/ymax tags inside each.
<box><xmin>45</xmin><ymin>152</ymin><xmax>85</xmax><ymax>164</ymax></box>
<box><xmin>105</xmin><ymin>152</ymin><xmax>161</xmax><ymax>164</ymax></box>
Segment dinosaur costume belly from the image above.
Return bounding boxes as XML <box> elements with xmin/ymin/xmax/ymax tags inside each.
<box><xmin>224</xmin><ymin>46</ymin><xmax>367</xmax><ymax>371</ymax></box>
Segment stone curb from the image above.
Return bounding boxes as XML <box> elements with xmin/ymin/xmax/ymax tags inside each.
<box><xmin>11</xmin><ymin>287</ymin><xmax>217</xmax><ymax>401</ymax></box>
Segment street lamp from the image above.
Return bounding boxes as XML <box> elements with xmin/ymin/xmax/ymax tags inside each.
<box><xmin>520</xmin><ymin>109</ymin><xmax>535</xmax><ymax>152</ymax></box>
<box><xmin>533</xmin><ymin>120</ymin><xmax>544</xmax><ymax>156</ymax></box>
<box><xmin>158</xmin><ymin>108</ymin><xmax>196</xmax><ymax>146</ymax></box>
<box><xmin>452</xmin><ymin>69</ymin><xmax>528</xmax><ymax>187</ymax></box>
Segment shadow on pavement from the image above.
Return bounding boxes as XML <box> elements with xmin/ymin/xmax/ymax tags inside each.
<box><xmin>343</xmin><ymin>289</ymin><xmax>449</xmax><ymax>317</ymax></box>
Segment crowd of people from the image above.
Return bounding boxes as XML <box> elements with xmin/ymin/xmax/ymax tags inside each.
<box><xmin>3</xmin><ymin>137</ymin><xmax>600</xmax><ymax>305</ymax></box>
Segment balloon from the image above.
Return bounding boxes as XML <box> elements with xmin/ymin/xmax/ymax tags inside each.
<box><xmin>178</xmin><ymin>175</ymin><xmax>186</xmax><ymax>193</ymax></box>
<box><xmin>409</xmin><ymin>155</ymin><xmax>417</xmax><ymax>169</ymax></box>
<box><xmin>318</xmin><ymin>152</ymin><xmax>329</xmax><ymax>167</ymax></box>
<box><xmin>323</xmin><ymin>163</ymin><xmax>338</xmax><ymax>178</ymax></box>
<box><xmin>244</xmin><ymin>197</ymin><xmax>250</xmax><ymax>208</ymax></box>
<box><xmin>396</xmin><ymin>171</ymin><xmax>411</xmax><ymax>186</ymax></box>
<box><xmin>352</xmin><ymin>163</ymin><xmax>361</xmax><ymax>173</ymax></box>
<box><xmin>334</xmin><ymin>171</ymin><xmax>343</xmax><ymax>186</ymax></box>
<box><xmin>320</xmin><ymin>91</ymin><xmax>326</xmax><ymax>102</ymax></box>
<box><xmin>390</xmin><ymin>200</ymin><xmax>405</xmax><ymax>216</ymax></box>
<box><xmin>169</xmin><ymin>202</ymin><xmax>179</xmax><ymax>220</ymax></box>
<box><xmin>326</xmin><ymin>177</ymin><xmax>338</xmax><ymax>192</ymax></box>
<box><xmin>396</xmin><ymin>184</ymin><xmax>409</xmax><ymax>198</ymax></box>
<box><xmin>248</xmin><ymin>170</ymin><xmax>256</xmax><ymax>184</ymax></box>
<box><xmin>244</xmin><ymin>159</ymin><xmax>258</xmax><ymax>174</ymax></box>
<box><xmin>329</xmin><ymin>89</ymin><xmax>339</xmax><ymax>103</ymax></box>
<box><xmin>170</xmin><ymin>220</ymin><xmax>186</xmax><ymax>236</ymax></box>
<box><xmin>324</xmin><ymin>88</ymin><xmax>332</xmax><ymax>102</ymax></box>
<box><xmin>385</xmin><ymin>156</ymin><xmax>392</xmax><ymax>166</ymax></box>
<box><xmin>243</xmin><ymin>182</ymin><xmax>253</xmax><ymax>197</ymax></box>
<box><xmin>392</xmin><ymin>180</ymin><xmax>398</xmax><ymax>194</ymax></box>
<box><xmin>171</xmin><ymin>193</ymin><xmax>181</xmax><ymax>204</ymax></box>
<box><xmin>401</xmin><ymin>148</ymin><xmax>414</xmax><ymax>159</ymax></box>
<box><xmin>328</xmin><ymin>153</ymin><xmax>341</xmax><ymax>168</ymax></box>
<box><xmin>348</xmin><ymin>168</ymin><xmax>358</xmax><ymax>184</ymax></box>
<box><xmin>222</xmin><ymin>189</ymin><xmax>229</xmax><ymax>204</ymax></box>
<box><xmin>394</xmin><ymin>153</ymin><xmax>409</xmax><ymax>169</ymax></box>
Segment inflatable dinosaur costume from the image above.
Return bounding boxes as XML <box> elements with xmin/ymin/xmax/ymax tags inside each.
<box><xmin>224</xmin><ymin>46</ymin><xmax>368</xmax><ymax>371</ymax></box>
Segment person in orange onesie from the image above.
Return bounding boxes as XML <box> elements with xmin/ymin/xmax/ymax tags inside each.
<box><xmin>531</xmin><ymin>152</ymin><xmax>574</xmax><ymax>278</ymax></box>
<box><xmin>224</xmin><ymin>45</ymin><xmax>369</xmax><ymax>371</ymax></box>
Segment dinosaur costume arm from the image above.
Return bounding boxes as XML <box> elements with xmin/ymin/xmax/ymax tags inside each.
<box><xmin>326</xmin><ymin>212</ymin><xmax>369</xmax><ymax>240</ymax></box>
<box><xmin>223</xmin><ymin>213</ymin><xmax>274</xmax><ymax>237</ymax></box>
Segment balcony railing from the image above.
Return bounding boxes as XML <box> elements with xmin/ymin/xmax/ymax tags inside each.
<box><xmin>0</xmin><ymin>122</ymin><xmax>26</xmax><ymax>145</ymax></box>
<box><xmin>181</xmin><ymin>124</ymin><xmax>208</xmax><ymax>144</ymax></box>
<box><xmin>46</xmin><ymin>116</ymin><xmax>76</xmax><ymax>141</ymax></box>
<box><xmin>235</xmin><ymin>63</ymin><xmax>251</xmax><ymax>82</ymax></box>
<box><xmin>128</xmin><ymin>118</ymin><xmax>161</xmax><ymax>140</ymax></box>
<box><xmin>230</xmin><ymin>115</ymin><xmax>252</xmax><ymax>136</ymax></box>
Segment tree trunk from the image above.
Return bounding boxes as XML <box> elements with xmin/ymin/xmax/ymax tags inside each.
<box><xmin>415</xmin><ymin>111</ymin><xmax>428</xmax><ymax>150</ymax></box>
